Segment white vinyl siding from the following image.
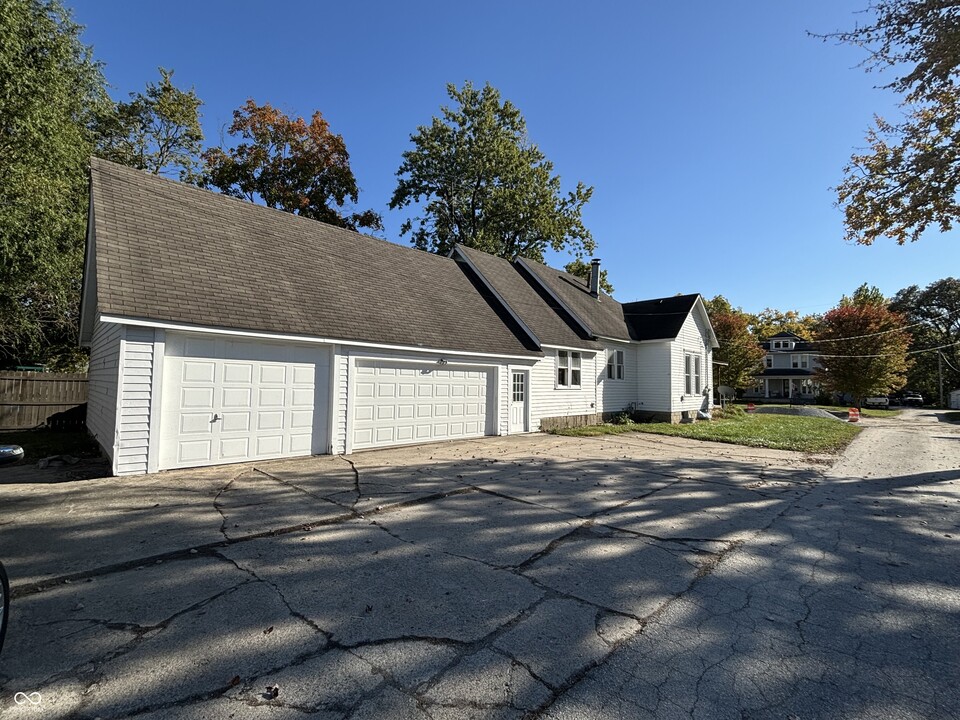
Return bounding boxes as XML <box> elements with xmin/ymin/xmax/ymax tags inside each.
<box><xmin>599</xmin><ymin>343</ymin><xmax>636</xmax><ymax>414</ymax></box>
<box><xmin>86</xmin><ymin>319</ymin><xmax>122</xmax><ymax>463</ymax></box>
<box><xmin>671</xmin><ymin>311</ymin><xmax>713</xmax><ymax>414</ymax></box>
<box><xmin>333</xmin><ymin>348</ymin><xmax>349</xmax><ymax>454</ymax></box>
<box><xmin>530</xmin><ymin>351</ymin><xmax>598</xmax><ymax>429</ymax></box>
<box><xmin>116</xmin><ymin>326</ymin><xmax>156</xmax><ymax>475</ymax></box>
<box><xmin>635</xmin><ymin>342</ymin><xmax>672</xmax><ymax>412</ymax></box>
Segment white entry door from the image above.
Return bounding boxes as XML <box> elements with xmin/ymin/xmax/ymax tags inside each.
<box><xmin>159</xmin><ymin>334</ymin><xmax>329</xmax><ymax>470</ymax></box>
<box><xmin>510</xmin><ymin>371</ymin><xmax>528</xmax><ymax>433</ymax></box>
<box><xmin>351</xmin><ymin>360</ymin><xmax>492</xmax><ymax>450</ymax></box>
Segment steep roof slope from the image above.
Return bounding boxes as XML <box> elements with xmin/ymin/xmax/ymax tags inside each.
<box><xmin>516</xmin><ymin>257</ymin><xmax>632</xmax><ymax>341</ymax></box>
<box><xmin>622</xmin><ymin>294</ymin><xmax>701</xmax><ymax>341</ymax></box>
<box><xmin>87</xmin><ymin>159</ymin><xmax>538</xmax><ymax>357</ymax></box>
<box><xmin>453</xmin><ymin>245</ymin><xmax>600</xmax><ymax>349</ymax></box>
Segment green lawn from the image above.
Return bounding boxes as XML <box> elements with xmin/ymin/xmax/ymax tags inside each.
<box><xmin>742</xmin><ymin>403</ymin><xmax>901</xmax><ymax>419</ymax></box>
<box><xmin>0</xmin><ymin>429</ymin><xmax>101</xmax><ymax>462</ymax></box>
<box><xmin>554</xmin><ymin>414</ymin><xmax>862</xmax><ymax>454</ymax></box>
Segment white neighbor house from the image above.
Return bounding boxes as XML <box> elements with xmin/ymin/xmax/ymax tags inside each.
<box><xmin>80</xmin><ymin>160</ymin><xmax>718</xmax><ymax>475</ymax></box>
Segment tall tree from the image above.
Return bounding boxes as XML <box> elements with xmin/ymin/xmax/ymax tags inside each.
<box><xmin>821</xmin><ymin>1</ymin><xmax>960</xmax><ymax>245</ymax></box>
<box><xmin>563</xmin><ymin>258</ymin><xmax>613</xmax><ymax>294</ymax></box>
<box><xmin>815</xmin><ymin>285</ymin><xmax>912</xmax><ymax>405</ymax></box>
<box><xmin>749</xmin><ymin>308</ymin><xmax>820</xmax><ymax>340</ymax></box>
<box><xmin>891</xmin><ymin>277</ymin><xmax>960</xmax><ymax>401</ymax></box>
<box><xmin>0</xmin><ymin>0</ymin><xmax>108</xmax><ymax>368</ymax></box>
<box><xmin>95</xmin><ymin>67</ymin><xmax>203</xmax><ymax>180</ymax></box>
<box><xmin>390</xmin><ymin>81</ymin><xmax>594</xmax><ymax>262</ymax></box>
<box><xmin>202</xmin><ymin>100</ymin><xmax>381</xmax><ymax>232</ymax></box>
<box><xmin>704</xmin><ymin>296</ymin><xmax>765</xmax><ymax>390</ymax></box>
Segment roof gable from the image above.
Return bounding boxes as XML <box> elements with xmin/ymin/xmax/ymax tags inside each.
<box><xmin>452</xmin><ymin>245</ymin><xmax>599</xmax><ymax>349</ymax></box>
<box><xmin>86</xmin><ymin>159</ymin><xmax>539</xmax><ymax>357</ymax></box>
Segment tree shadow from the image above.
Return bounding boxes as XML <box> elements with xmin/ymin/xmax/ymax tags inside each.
<box><xmin>0</xmin><ymin>444</ymin><xmax>956</xmax><ymax>718</ymax></box>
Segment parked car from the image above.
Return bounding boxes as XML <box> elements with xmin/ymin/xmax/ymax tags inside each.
<box><xmin>864</xmin><ymin>396</ymin><xmax>890</xmax><ymax>408</ymax></box>
<box><xmin>902</xmin><ymin>391</ymin><xmax>924</xmax><ymax>407</ymax></box>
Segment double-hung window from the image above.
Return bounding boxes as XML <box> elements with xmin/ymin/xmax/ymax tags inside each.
<box><xmin>684</xmin><ymin>353</ymin><xmax>702</xmax><ymax>395</ymax></box>
<box><xmin>557</xmin><ymin>350</ymin><xmax>582</xmax><ymax>388</ymax></box>
<box><xmin>606</xmin><ymin>350</ymin><xmax>624</xmax><ymax>380</ymax></box>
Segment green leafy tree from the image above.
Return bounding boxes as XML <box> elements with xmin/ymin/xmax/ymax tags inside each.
<box><xmin>704</xmin><ymin>296</ymin><xmax>765</xmax><ymax>390</ymax></box>
<box><xmin>749</xmin><ymin>308</ymin><xmax>820</xmax><ymax>340</ymax></box>
<box><xmin>95</xmin><ymin>67</ymin><xmax>203</xmax><ymax>180</ymax></box>
<box><xmin>390</xmin><ymin>81</ymin><xmax>594</xmax><ymax>262</ymax></box>
<box><xmin>815</xmin><ymin>285</ymin><xmax>912</xmax><ymax>406</ymax></box>
<box><xmin>820</xmin><ymin>1</ymin><xmax>960</xmax><ymax>244</ymax></box>
<box><xmin>891</xmin><ymin>277</ymin><xmax>960</xmax><ymax>402</ymax></box>
<box><xmin>0</xmin><ymin>0</ymin><xmax>108</xmax><ymax>367</ymax></box>
<box><xmin>202</xmin><ymin>100</ymin><xmax>382</xmax><ymax>231</ymax></box>
<box><xmin>563</xmin><ymin>258</ymin><xmax>613</xmax><ymax>294</ymax></box>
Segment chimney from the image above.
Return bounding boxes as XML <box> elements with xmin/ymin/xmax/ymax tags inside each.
<box><xmin>589</xmin><ymin>258</ymin><xmax>601</xmax><ymax>299</ymax></box>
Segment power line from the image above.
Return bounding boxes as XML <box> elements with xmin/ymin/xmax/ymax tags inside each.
<box><xmin>817</xmin><ymin>340</ymin><xmax>960</xmax><ymax>359</ymax></box>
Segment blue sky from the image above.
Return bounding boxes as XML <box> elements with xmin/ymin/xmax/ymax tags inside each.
<box><xmin>69</xmin><ymin>0</ymin><xmax>958</xmax><ymax>316</ymax></box>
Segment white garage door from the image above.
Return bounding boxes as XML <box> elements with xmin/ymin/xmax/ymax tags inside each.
<box><xmin>351</xmin><ymin>360</ymin><xmax>492</xmax><ymax>450</ymax></box>
<box><xmin>159</xmin><ymin>334</ymin><xmax>329</xmax><ymax>470</ymax></box>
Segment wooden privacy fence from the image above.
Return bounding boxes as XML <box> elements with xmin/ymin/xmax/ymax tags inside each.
<box><xmin>0</xmin><ymin>371</ymin><xmax>88</xmax><ymax>430</ymax></box>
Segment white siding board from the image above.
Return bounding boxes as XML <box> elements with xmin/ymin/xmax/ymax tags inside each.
<box><xmin>635</xmin><ymin>342</ymin><xmax>672</xmax><ymax>412</ymax></box>
<box><xmin>116</xmin><ymin>327</ymin><xmax>156</xmax><ymax>475</ymax></box>
<box><xmin>670</xmin><ymin>312</ymin><xmax>713</xmax><ymax>415</ymax></box>
<box><xmin>334</xmin><ymin>349</ymin><xmax>349</xmax><ymax>454</ymax></box>
<box><xmin>529</xmin><ymin>351</ymin><xmax>599</xmax><ymax>430</ymax></box>
<box><xmin>597</xmin><ymin>343</ymin><xmax>637</xmax><ymax>414</ymax></box>
<box><xmin>86</xmin><ymin>319</ymin><xmax>123</xmax><ymax>464</ymax></box>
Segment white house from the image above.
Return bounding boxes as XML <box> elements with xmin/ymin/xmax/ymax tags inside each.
<box><xmin>80</xmin><ymin>159</ymin><xmax>717</xmax><ymax>475</ymax></box>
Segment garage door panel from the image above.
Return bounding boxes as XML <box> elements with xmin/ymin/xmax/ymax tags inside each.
<box><xmin>179</xmin><ymin>413</ymin><xmax>213</xmax><ymax>435</ymax></box>
<box><xmin>182</xmin><ymin>361</ymin><xmax>216</xmax><ymax>383</ymax></box>
<box><xmin>181</xmin><ymin>387</ymin><xmax>214</xmax><ymax>409</ymax></box>
<box><xmin>179</xmin><ymin>439</ymin><xmax>213</xmax><ymax>463</ymax></box>
<box><xmin>223</xmin><ymin>363</ymin><xmax>253</xmax><ymax>383</ymax></box>
<box><xmin>222</xmin><ymin>387</ymin><xmax>251</xmax><ymax>408</ymax></box>
<box><xmin>257</xmin><ymin>411</ymin><xmax>284</xmax><ymax>430</ymax></box>
<box><xmin>160</xmin><ymin>334</ymin><xmax>329</xmax><ymax>470</ymax></box>
<box><xmin>220</xmin><ymin>438</ymin><xmax>249</xmax><ymax>459</ymax></box>
<box><xmin>351</xmin><ymin>360</ymin><xmax>492</xmax><ymax>450</ymax></box>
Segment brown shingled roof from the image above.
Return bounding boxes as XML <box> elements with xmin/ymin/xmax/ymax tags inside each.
<box><xmin>87</xmin><ymin>158</ymin><xmax>539</xmax><ymax>357</ymax></box>
<box><xmin>453</xmin><ymin>245</ymin><xmax>600</xmax><ymax>349</ymax></box>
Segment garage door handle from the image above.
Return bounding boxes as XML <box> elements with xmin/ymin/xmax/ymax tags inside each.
<box><xmin>211</xmin><ymin>414</ymin><xmax>220</xmax><ymax>423</ymax></box>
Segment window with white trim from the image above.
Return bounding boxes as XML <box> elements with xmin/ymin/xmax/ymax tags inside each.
<box><xmin>685</xmin><ymin>352</ymin><xmax>702</xmax><ymax>395</ymax></box>
<box><xmin>791</xmin><ymin>354</ymin><xmax>800</xmax><ymax>369</ymax></box>
<box><xmin>606</xmin><ymin>349</ymin><xmax>624</xmax><ymax>380</ymax></box>
<box><xmin>765</xmin><ymin>356</ymin><xmax>772</xmax><ymax>368</ymax></box>
<box><xmin>557</xmin><ymin>350</ymin><xmax>581</xmax><ymax>388</ymax></box>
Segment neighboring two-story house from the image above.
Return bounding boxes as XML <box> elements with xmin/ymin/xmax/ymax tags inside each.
<box><xmin>744</xmin><ymin>331</ymin><xmax>820</xmax><ymax>401</ymax></box>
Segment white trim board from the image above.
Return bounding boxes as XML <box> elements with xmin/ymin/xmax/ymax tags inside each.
<box><xmin>98</xmin><ymin>314</ymin><xmax>541</xmax><ymax>362</ymax></box>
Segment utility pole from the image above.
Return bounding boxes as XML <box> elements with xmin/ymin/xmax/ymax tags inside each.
<box><xmin>939</xmin><ymin>352</ymin><xmax>945</xmax><ymax>407</ymax></box>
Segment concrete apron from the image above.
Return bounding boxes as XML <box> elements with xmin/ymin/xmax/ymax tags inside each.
<box><xmin>0</xmin><ymin>432</ymin><xmax>824</xmax><ymax>719</ymax></box>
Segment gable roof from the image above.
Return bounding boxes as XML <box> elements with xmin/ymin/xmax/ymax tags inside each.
<box><xmin>516</xmin><ymin>257</ymin><xmax>633</xmax><ymax>341</ymax></box>
<box><xmin>452</xmin><ymin>245</ymin><xmax>600</xmax><ymax>349</ymax></box>
<box><xmin>85</xmin><ymin>159</ymin><xmax>539</xmax><ymax>357</ymax></box>
<box><xmin>622</xmin><ymin>294</ymin><xmax>703</xmax><ymax>341</ymax></box>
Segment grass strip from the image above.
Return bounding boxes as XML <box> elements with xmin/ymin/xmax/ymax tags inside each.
<box><xmin>554</xmin><ymin>414</ymin><xmax>861</xmax><ymax>454</ymax></box>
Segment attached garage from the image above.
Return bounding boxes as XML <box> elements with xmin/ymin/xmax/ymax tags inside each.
<box><xmin>350</xmin><ymin>360</ymin><xmax>494</xmax><ymax>451</ymax></box>
<box><xmin>158</xmin><ymin>333</ymin><xmax>330</xmax><ymax>470</ymax></box>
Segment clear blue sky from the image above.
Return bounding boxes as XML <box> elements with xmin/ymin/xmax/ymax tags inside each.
<box><xmin>68</xmin><ymin>0</ymin><xmax>959</xmax><ymax>316</ymax></box>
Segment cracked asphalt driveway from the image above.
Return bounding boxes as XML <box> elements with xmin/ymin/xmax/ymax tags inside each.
<box><xmin>0</xmin><ymin>408</ymin><xmax>957</xmax><ymax>719</ymax></box>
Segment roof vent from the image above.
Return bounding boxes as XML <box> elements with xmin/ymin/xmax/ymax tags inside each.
<box><xmin>589</xmin><ymin>258</ymin><xmax>601</xmax><ymax>299</ymax></box>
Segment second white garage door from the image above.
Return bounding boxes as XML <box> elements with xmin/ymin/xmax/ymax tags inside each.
<box><xmin>351</xmin><ymin>360</ymin><xmax>493</xmax><ymax>450</ymax></box>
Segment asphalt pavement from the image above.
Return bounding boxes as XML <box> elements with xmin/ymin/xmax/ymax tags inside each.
<box><xmin>0</xmin><ymin>409</ymin><xmax>957</xmax><ymax>719</ymax></box>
